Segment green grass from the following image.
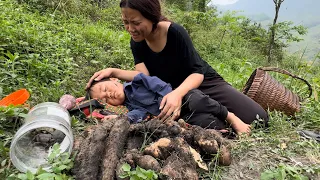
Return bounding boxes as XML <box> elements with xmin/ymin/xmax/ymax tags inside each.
<box><xmin>221</xmin><ymin>110</ymin><xmax>320</xmax><ymax>180</ymax></box>
<box><xmin>1</xmin><ymin>0</ymin><xmax>320</xmax><ymax>179</ymax></box>
<box><xmin>0</xmin><ymin>0</ymin><xmax>132</xmax><ymax>105</ymax></box>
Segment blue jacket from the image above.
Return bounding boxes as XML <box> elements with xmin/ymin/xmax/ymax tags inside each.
<box><xmin>123</xmin><ymin>73</ymin><xmax>172</xmax><ymax>123</ymax></box>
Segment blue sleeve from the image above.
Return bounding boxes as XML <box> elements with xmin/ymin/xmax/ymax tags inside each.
<box><xmin>134</xmin><ymin>73</ymin><xmax>172</xmax><ymax>97</ymax></box>
<box><xmin>126</xmin><ymin>109</ymin><xmax>148</xmax><ymax>123</ymax></box>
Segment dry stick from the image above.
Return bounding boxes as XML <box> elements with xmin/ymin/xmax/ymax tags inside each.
<box><xmin>288</xmin><ymin>46</ymin><xmax>307</xmax><ymax>90</ymax></box>
<box><xmin>210</xmin><ymin>146</ymin><xmax>221</xmax><ymax>176</ymax></box>
<box><xmin>52</xmin><ymin>0</ymin><xmax>62</xmax><ymax>15</ymax></box>
<box><xmin>233</xmin><ymin>137</ymin><xmax>291</xmax><ymax>143</ymax></box>
<box><xmin>302</xmin><ymin>51</ymin><xmax>320</xmax><ymax>97</ymax></box>
<box><xmin>101</xmin><ymin>117</ymin><xmax>130</xmax><ymax>180</ymax></box>
<box><xmin>296</xmin><ymin>46</ymin><xmax>308</xmax><ymax>77</ymax></box>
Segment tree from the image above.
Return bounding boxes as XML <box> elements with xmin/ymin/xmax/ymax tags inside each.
<box><xmin>197</xmin><ymin>0</ymin><xmax>207</xmax><ymax>12</ymax></box>
<box><xmin>217</xmin><ymin>11</ymin><xmax>244</xmax><ymax>49</ymax></box>
<box><xmin>268</xmin><ymin>0</ymin><xmax>284</xmax><ymax>63</ymax></box>
<box><xmin>267</xmin><ymin>0</ymin><xmax>307</xmax><ymax>63</ymax></box>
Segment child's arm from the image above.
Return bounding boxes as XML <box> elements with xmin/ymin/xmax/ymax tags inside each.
<box><xmin>226</xmin><ymin>112</ymin><xmax>251</xmax><ymax>136</ymax></box>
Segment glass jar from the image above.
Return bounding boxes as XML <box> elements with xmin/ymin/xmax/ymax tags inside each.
<box><xmin>10</xmin><ymin>102</ymin><xmax>74</xmax><ymax>173</ymax></box>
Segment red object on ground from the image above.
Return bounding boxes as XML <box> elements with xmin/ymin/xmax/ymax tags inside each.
<box><xmin>0</xmin><ymin>89</ymin><xmax>30</xmax><ymax>106</ymax></box>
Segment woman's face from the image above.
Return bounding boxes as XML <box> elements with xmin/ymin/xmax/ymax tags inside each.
<box><xmin>121</xmin><ymin>7</ymin><xmax>153</xmax><ymax>42</ymax></box>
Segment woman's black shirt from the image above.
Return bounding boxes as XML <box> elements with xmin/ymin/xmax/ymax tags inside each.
<box><xmin>130</xmin><ymin>22</ymin><xmax>219</xmax><ymax>89</ymax></box>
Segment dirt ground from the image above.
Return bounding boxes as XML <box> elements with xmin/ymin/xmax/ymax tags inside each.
<box><xmin>221</xmin><ymin>138</ymin><xmax>320</xmax><ymax>180</ymax></box>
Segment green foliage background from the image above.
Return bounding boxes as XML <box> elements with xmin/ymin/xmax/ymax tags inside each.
<box><xmin>0</xmin><ymin>0</ymin><xmax>319</xmax><ymax>179</ymax></box>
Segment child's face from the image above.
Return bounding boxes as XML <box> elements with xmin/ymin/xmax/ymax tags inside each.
<box><xmin>90</xmin><ymin>79</ymin><xmax>125</xmax><ymax>106</ymax></box>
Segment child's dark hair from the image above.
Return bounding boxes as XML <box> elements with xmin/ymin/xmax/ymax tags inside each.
<box><xmin>85</xmin><ymin>78</ymin><xmax>110</xmax><ymax>100</ymax></box>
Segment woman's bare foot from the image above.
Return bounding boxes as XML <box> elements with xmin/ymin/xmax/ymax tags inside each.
<box><xmin>233</xmin><ymin>122</ymin><xmax>251</xmax><ymax>136</ymax></box>
<box><xmin>226</xmin><ymin>112</ymin><xmax>251</xmax><ymax>137</ymax></box>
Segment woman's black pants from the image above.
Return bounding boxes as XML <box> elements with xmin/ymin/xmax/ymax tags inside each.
<box><xmin>181</xmin><ymin>77</ymin><xmax>269</xmax><ymax>130</ymax></box>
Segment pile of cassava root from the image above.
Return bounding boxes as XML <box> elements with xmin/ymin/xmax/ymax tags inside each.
<box><xmin>72</xmin><ymin>116</ymin><xmax>232</xmax><ymax>180</ymax></box>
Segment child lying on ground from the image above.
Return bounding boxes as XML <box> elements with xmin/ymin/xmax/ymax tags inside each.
<box><xmin>87</xmin><ymin>73</ymin><xmax>251</xmax><ymax>135</ymax></box>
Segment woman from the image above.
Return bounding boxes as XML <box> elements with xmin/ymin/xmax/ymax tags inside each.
<box><xmin>86</xmin><ymin>0</ymin><xmax>268</xmax><ymax>134</ymax></box>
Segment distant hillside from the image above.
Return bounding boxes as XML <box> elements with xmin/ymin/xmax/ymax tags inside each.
<box><xmin>288</xmin><ymin>24</ymin><xmax>320</xmax><ymax>60</ymax></box>
<box><xmin>211</xmin><ymin>0</ymin><xmax>320</xmax><ymax>60</ymax></box>
<box><xmin>213</xmin><ymin>0</ymin><xmax>320</xmax><ymax>26</ymax></box>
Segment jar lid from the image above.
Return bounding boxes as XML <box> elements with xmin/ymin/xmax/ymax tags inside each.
<box><xmin>0</xmin><ymin>89</ymin><xmax>30</xmax><ymax>106</ymax></box>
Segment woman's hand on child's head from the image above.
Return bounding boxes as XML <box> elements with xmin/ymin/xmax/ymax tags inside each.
<box><xmin>102</xmin><ymin>115</ymin><xmax>118</xmax><ymax>121</ymax></box>
<box><xmin>86</xmin><ymin>68</ymin><xmax>113</xmax><ymax>89</ymax></box>
<box><xmin>158</xmin><ymin>91</ymin><xmax>183</xmax><ymax>122</ymax></box>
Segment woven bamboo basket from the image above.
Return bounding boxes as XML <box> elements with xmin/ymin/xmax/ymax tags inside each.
<box><xmin>242</xmin><ymin>67</ymin><xmax>312</xmax><ymax>116</ymax></box>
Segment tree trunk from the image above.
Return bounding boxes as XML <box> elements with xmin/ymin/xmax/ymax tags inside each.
<box><xmin>267</xmin><ymin>0</ymin><xmax>284</xmax><ymax>63</ymax></box>
<box><xmin>198</xmin><ymin>0</ymin><xmax>206</xmax><ymax>12</ymax></box>
<box><xmin>218</xmin><ymin>29</ymin><xmax>226</xmax><ymax>49</ymax></box>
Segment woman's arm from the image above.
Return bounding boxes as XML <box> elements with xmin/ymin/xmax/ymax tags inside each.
<box><xmin>86</xmin><ymin>68</ymin><xmax>138</xmax><ymax>89</ymax></box>
<box><xmin>158</xmin><ymin>73</ymin><xmax>204</xmax><ymax>121</ymax></box>
<box><xmin>173</xmin><ymin>73</ymin><xmax>204</xmax><ymax>97</ymax></box>
<box><xmin>86</xmin><ymin>63</ymin><xmax>149</xmax><ymax>89</ymax></box>
<box><xmin>111</xmin><ymin>62</ymin><xmax>149</xmax><ymax>80</ymax></box>
<box><xmin>135</xmin><ymin>63</ymin><xmax>150</xmax><ymax>76</ymax></box>
<box><xmin>110</xmin><ymin>68</ymin><xmax>140</xmax><ymax>81</ymax></box>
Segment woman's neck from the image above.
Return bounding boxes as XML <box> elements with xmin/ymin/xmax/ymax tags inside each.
<box><xmin>145</xmin><ymin>25</ymin><xmax>161</xmax><ymax>43</ymax></box>
<box><xmin>144</xmin><ymin>21</ymin><xmax>171</xmax><ymax>53</ymax></box>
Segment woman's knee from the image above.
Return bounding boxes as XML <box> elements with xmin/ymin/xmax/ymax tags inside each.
<box><xmin>185</xmin><ymin>113</ymin><xmax>226</xmax><ymax>130</ymax></box>
<box><xmin>240</xmin><ymin>101</ymin><xmax>269</xmax><ymax>126</ymax></box>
